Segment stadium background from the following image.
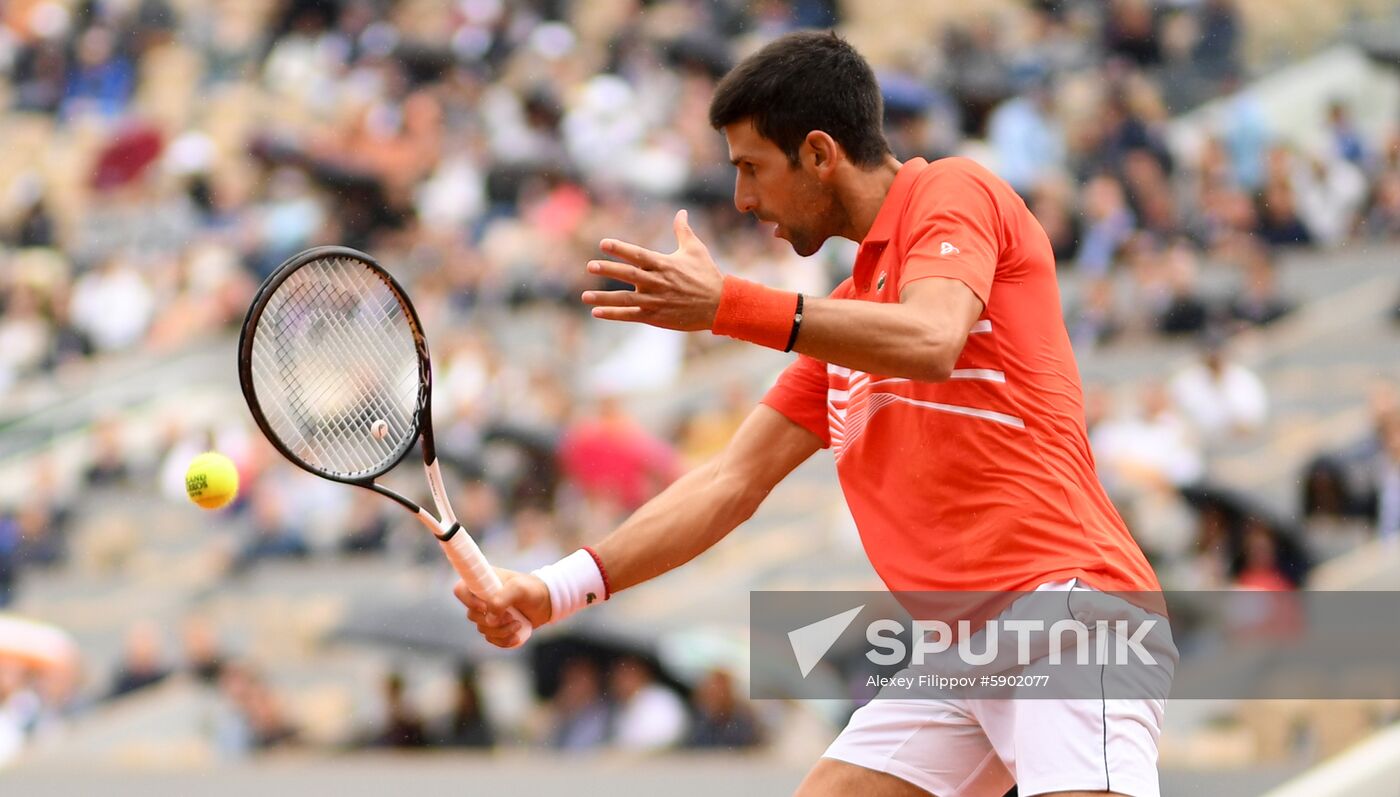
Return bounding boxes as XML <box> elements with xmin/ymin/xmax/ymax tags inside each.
<box><xmin>1</xmin><ymin>0</ymin><xmax>1400</xmax><ymax>794</ymax></box>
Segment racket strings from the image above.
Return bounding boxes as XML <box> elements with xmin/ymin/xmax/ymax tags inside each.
<box><xmin>249</xmin><ymin>256</ymin><xmax>420</xmax><ymax>478</ymax></box>
<box><xmin>271</xmin><ymin>264</ymin><xmax>418</xmax><ymax>456</ymax></box>
<box><xmin>257</xmin><ymin>266</ymin><xmax>415</xmax><ymax>472</ymax></box>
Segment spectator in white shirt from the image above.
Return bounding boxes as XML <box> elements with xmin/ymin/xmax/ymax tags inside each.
<box><xmin>1092</xmin><ymin>382</ymin><xmax>1204</xmax><ymax>559</ymax></box>
<box><xmin>1169</xmin><ymin>334</ymin><xmax>1268</xmax><ymax>440</ymax></box>
<box><xmin>1093</xmin><ymin>381</ymin><xmax>1204</xmax><ymax>492</ymax></box>
<box><xmin>68</xmin><ymin>257</ymin><xmax>155</xmax><ymax>353</ymax></box>
<box><xmin>607</xmin><ymin>656</ymin><xmax>687</xmax><ymax>752</ymax></box>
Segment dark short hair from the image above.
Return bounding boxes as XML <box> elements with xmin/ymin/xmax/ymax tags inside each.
<box><xmin>708</xmin><ymin>30</ymin><xmax>891</xmax><ymax>168</ymax></box>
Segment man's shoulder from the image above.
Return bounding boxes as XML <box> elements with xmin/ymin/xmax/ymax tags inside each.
<box><xmin>905</xmin><ymin>156</ymin><xmax>1010</xmax><ymax>215</ymax></box>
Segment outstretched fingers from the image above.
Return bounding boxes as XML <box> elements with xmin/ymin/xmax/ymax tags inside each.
<box><xmin>587</xmin><ymin>259</ymin><xmax>657</xmax><ymax>287</ymax></box>
<box><xmin>600</xmin><ymin>238</ymin><xmax>664</xmax><ymax>270</ymax></box>
<box><xmin>589</xmin><ymin>306</ymin><xmax>647</xmax><ymax>322</ymax></box>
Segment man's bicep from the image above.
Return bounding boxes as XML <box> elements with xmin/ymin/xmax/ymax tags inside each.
<box><xmin>716</xmin><ymin>404</ymin><xmax>822</xmax><ymax>493</ymax></box>
<box><xmin>899</xmin><ymin>276</ymin><xmax>985</xmax><ymax>343</ymax></box>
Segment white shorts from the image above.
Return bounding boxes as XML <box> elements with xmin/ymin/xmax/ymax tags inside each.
<box><xmin>822</xmin><ymin>580</ymin><xmax>1166</xmax><ymax>797</ymax></box>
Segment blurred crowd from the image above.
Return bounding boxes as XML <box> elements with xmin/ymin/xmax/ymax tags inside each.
<box><xmin>2</xmin><ymin>0</ymin><xmax>1400</xmax><ymax>765</ymax></box>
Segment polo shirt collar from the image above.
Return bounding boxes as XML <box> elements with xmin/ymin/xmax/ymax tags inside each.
<box><xmin>862</xmin><ymin>157</ymin><xmax>929</xmax><ymax>246</ymax></box>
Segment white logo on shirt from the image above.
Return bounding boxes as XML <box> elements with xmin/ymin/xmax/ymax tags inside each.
<box><xmin>940</xmin><ymin>242</ymin><xmax>960</xmax><ymax>256</ymax></box>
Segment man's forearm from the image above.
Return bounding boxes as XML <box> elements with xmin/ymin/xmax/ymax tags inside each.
<box><xmin>709</xmin><ymin>276</ymin><xmax>984</xmax><ymax>383</ymax></box>
<box><xmin>794</xmin><ymin>295</ymin><xmax>966</xmax><ymax>382</ymax></box>
<box><xmin>594</xmin><ymin>457</ymin><xmax>767</xmax><ymax>593</ymax></box>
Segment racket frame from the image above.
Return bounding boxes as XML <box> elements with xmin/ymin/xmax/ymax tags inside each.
<box><xmin>238</xmin><ymin>246</ymin><xmax>530</xmax><ymax>646</ymax></box>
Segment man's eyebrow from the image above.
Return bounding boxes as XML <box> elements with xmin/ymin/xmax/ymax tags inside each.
<box><xmin>729</xmin><ymin>155</ymin><xmax>748</xmax><ymax>166</ymax></box>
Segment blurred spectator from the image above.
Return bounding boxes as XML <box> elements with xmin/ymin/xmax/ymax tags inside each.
<box><xmin>1092</xmin><ymin>382</ymin><xmax>1203</xmax><ymax>559</ymax></box>
<box><xmin>182</xmin><ymin>616</ymin><xmax>227</xmax><ymax>685</ymax></box>
<box><xmin>19</xmin><ymin>460</ymin><xmax>73</xmax><ymax>569</ymax></box>
<box><xmin>944</xmin><ymin>20</ymin><xmax>1013</xmax><ymax>137</ymax></box>
<box><xmin>1093</xmin><ymin>382</ymin><xmax>1204</xmax><ymax>494</ymax></box>
<box><xmin>1193</xmin><ymin>0</ymin><xmax>1242</xmax><ymax>82</ymax></box>
<box><xmin>558</xmin><ymin>397</ymin><xmax>682</xmax><ymax>516</ymax></box>
<box><xmin>1029</xmin><ymin>175</ymin><xmax>1079</xmax><ymax>261</ymax></box>
<box><xmin>62</xmin><ymin>26</ymin><xmax>135</xmax><ymax>119</ymax></box>
<box><xmin>0</xmin><ymin>284</ymin><xmax>52</xmax><ymax>384</ymax></box>
<box><xmin>1290</xmin><ymin>146</ymin><xmax>1367</xmax><ymax>248</ymax></box>
<box><xmin>1067</xmin><ymin>277</ymin><xmax>1120</xmax><ymax>351</ymax></box>
<box><xmin>1234</xmin><ymin>519</ymin><xmax>1296</xmax><ymax>591</ymax></box>
<box><xmin>1227</xmin><ymin>241</ymin><xmax>1293</xmax><ymax>328</ymax></box>
<box><xmin>487</xmin><ymin>503</ymin><xmax>564</xmax><ymax>574</ymax></box>
<box><xmin>1301</xmin><ymin>385</ymin><xmax>1398</xmax><ymax>522</ymax></box>
<box><xmin>1075</xmin><ymin>175</ymin><xmax>1134</xmax><ymax>277</ymax></box>
<box><xmin>987</xmin><ymin>76</ymin><xmax>1064</xmax><ymax>195</ymax></box>
<box><xmin>12</xmin><ymin>40</ymin><xmax>69</xmax><ymax>114</ymax></box>
<box><xmin>1154</xmin><ymin>240</ymin><xmax>1211</xmax><ymax>336</ymax></box>
<box><xmin>548</xmin><ymin>658</ymin><xmax>609</xmax><ymax>752</ymax></box>
<box><xmin>455</xmin><ymin>478</ymin><xmax>510</xmax><ymax>550</ymax></box>
<box><xmin>14</xmin><ymin>497</ymin><xmax>67</xmax><ymax>570</ymax></box>
<box><xmin>84</xmin><ymin>417</ymin><xmax>131</xmax><ymax>488</ymax></box>
<box><xmin>1361</xmin><ymin>169</ymin><xmax>1400</xmax><ymax>239</ymax></box>
<box><xmin>1375</xmin><ymin>413</ymin><xmax>1400</xmax><ymax>544</ymax></box>
<box><xmin>1168</xmin><ymin>334</ymin><xmax>1268</xmax><ymax>439</ymax></box>
<box><xmin>0</xmin><ymin>516</ymin><xmax>18</xmax><ymax>607</ymax></box>
<box><xmin>440</xmin><ymin>666</ymin><xmax>494</xmax><ymax>748</ymax></box>
<box><xmin>107</xmin><ymin>621</ymin><xmax>171</xmax><ymax>700</ymax></box>
<box><xmin>1187</xmin><ymin>504</ymin><xmax>1233</xmax><ymax>589</ymax></box>
<box><xmin>607</xmin><ymin>656</ymin><xmax>687</xmax><ymax>752</ymax></box>
<box><xmin>685</xmin><ymin>669</ymin><xmax>760</xmax><ymax>749</ymax></box>
<box><xmin>216</xmin><ymin>663</ymin><xmax>297</xmax><ymax>756</ymax></box>
<box><xmin>1256</xmin><ymin>166</ymin><xmax>1312</xmax><ymax>247</ymax></box>
<box><xmin>339</xmin><ymin>491</ymin><xmax>390</xmax><ymax>555</ymax></box>
<box><xmin>1103</xmin><ymin>0</ymin><xmax>1161</xmax><ymax>67</ymax></box>
<box><xmin>1097</xmin><ymin>83</ymin><xmax>1173</xmax><ymax>178</ymax></box>
<box><xmin>1327</xmin><ymin>100</ymin><xmax>1369</xmax><ymax>168</ymax></box>
<box><xmin>374</xmin><ymin>672</ymin><xmax>428</xmax><ymax>749</ymax></box>
<box><xmin>68</xmin><ymin>257</ymin><xmax>155</xmax><ymax>353</ymax></box>
<box><xmin>233</xmin><ymin>488</ymin><xmax>310</xmax><ymax>571</ymax></box>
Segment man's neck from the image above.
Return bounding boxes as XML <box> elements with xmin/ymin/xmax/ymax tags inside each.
<box><xmin>837</xmin><ymin>155</ymin><xmax>903</xmax><ymax>242</ymax></box>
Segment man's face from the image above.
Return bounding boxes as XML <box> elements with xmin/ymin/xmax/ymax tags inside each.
<box><xmin>723</xmin><ymin>120</ymin><xmax>840</xmax><ymax>256</ymax></box>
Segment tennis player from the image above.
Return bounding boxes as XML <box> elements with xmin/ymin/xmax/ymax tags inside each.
<box><xmin>457</xmin><ymin>31</ymin><xmax>1164</xmax><ymax>797</ymax></box>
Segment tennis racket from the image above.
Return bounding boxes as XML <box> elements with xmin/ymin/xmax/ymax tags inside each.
<box><xmin>237</xmin><ymin>245</ymin><xmax>531</xmax><ymax>648</ymax></box>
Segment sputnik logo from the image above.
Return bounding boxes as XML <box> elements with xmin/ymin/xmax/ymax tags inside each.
<box><xmin>788</xmin><ymin>605</ymin><xmax>865</xmax><ymax>677</ymax></box>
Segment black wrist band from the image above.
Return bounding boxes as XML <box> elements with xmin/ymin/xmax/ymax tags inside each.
<box><xmin>783</xmin><ymin>294</ymin><xmax>804</xmax><ymax>352</ymax></box>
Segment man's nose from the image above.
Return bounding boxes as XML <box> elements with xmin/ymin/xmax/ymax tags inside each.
<box><xmin>734</xmin><ymin>181</ymin><xmax>756</xmax><ymax>214</ymax></box>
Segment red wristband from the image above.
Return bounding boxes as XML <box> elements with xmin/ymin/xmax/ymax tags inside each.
<box><xmin>711</xmin><ymin>275</ymin><xmax>800</xmax><ymax>351</ymax></box>
<box><xmin>581</xmin><ymin>545</ymin><xmax>611</xmax><ymax>600</ymax></box>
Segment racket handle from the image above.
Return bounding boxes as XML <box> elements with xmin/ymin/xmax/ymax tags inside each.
<box><xmin>439</xmin><ymin>529</ymin><xmax>532</xmax><ymax>648</ymax></box>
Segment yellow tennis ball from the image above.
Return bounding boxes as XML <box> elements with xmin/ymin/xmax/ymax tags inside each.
<box><xmin>185</xmin><ymin>452</ymin><xmax>239</xmax><ymax>510</ymax></box>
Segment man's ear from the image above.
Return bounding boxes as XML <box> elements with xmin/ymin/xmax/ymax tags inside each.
<box><xmin>804</xmin><ymin>131</ymin><xmax>841</xmax><ymax>176</ymax></box>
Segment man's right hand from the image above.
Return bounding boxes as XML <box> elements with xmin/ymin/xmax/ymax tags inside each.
<box><xmin>454</xmin><ymin>569</ymin><xmax>552</xmax><ymax>648</ymax></box>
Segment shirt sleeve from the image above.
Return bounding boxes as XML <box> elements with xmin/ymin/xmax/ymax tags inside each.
<box><xmin>897</xmin><ymin>163</ymin><xmax>1001</xmax><ymax>307</ymax></box>
<box><xmin>760</xmin><ymin>354</ymin><xmax>831</xmax><ymax>448</ymax></box>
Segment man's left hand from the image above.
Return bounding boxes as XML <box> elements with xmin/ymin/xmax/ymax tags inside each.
<box><xmin>582</xmin><ymin>209</ymin><xmax>723</xmax><ymax>331</ymax></box>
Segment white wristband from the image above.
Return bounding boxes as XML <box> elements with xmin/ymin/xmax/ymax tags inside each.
<box><xmin>531</xmin><ymin>549</ymin><xmax>607</xmax><ymax>624</ymax></box>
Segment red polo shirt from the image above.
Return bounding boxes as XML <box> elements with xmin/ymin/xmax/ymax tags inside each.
<box><xmin>762</xmin><ymin>157</ymin><xmax>1160</xmax><ymax>593</ymax></box>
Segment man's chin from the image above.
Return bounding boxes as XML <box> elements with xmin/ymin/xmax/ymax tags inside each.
<box><xmin>779</xmin><ymin>229</ymin><xmax>818</xmax><ymax>257</ymax></box>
